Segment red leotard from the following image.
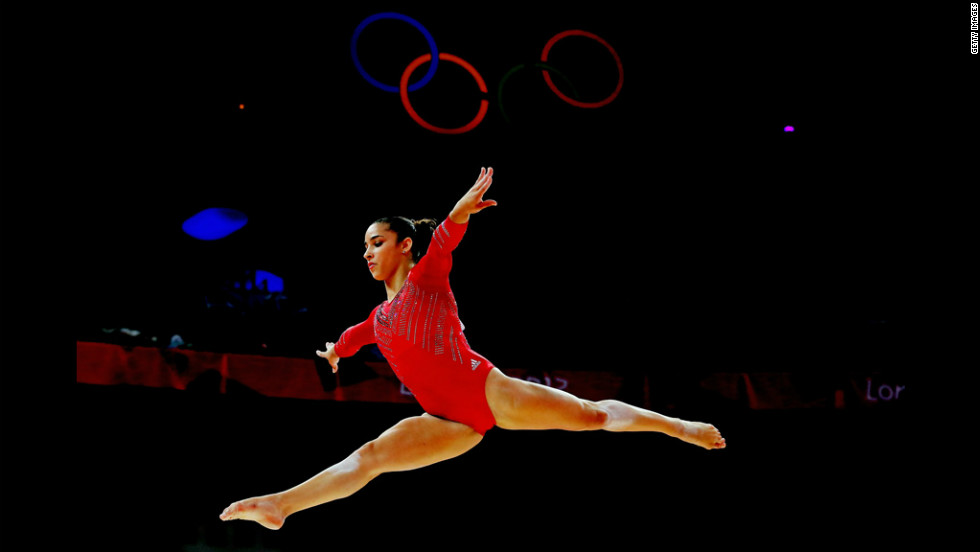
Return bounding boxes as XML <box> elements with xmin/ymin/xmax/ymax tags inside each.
<box><xmin>333</xmin><ymin>218</ymin><xmax>497</xmax><ymax>435</ymax></box>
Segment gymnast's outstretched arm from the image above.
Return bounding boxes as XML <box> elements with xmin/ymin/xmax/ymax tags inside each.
<box><xmin>449</xmin><ymin>166</ymin><xmax>496</xmax><ymax>225</ymax></box>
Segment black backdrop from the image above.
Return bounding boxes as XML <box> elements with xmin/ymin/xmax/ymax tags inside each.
<box><xmin>67</xmin><ymin>3</ymin><xmax>931</xmax><ymax>368</ymax></box>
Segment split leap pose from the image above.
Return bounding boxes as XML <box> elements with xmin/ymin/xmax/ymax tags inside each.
<box><xmin>220</xmin><ymin>167</ymin><xmax>725</xmax><ymax>530</ymax></box>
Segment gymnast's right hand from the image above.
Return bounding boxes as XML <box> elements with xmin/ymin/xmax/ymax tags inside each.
<box><xmin>316</xmin><ymin>342</ymin><xmax>341</xmax><ymax>373</ymax></box>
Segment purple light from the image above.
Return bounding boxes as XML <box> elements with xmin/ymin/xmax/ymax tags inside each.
<box><xmin>784</xmin><ymin>125</ymin><xmax>795</xmax><ymax>132</ymax></box>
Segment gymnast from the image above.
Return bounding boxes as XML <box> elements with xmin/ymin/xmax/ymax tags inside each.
<box><xmin>220</xmin><ymin>167</ymin><xmax>725</xmax><ymax>530</ymax></box>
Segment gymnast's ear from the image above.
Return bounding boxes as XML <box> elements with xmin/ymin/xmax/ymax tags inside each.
<box><xmin>401</xmin><ymin>237</ymin><xmax>413</xmax><ymax>254</ymax></box>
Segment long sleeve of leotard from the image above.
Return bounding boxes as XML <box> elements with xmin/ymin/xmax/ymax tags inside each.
<box><xmin>333</xmin><ymin>304</ymin><xmax>380</xmax><ymax>358</ymax></box>
<box><xmin>415</xmin><ymin>217</ymin><xmax>468</xmax><ymax>282</ymax></box>
<box><xmin>429</xmin><ymin>217</ymin><xmax>467</xmax><ymax>257</ymax></box>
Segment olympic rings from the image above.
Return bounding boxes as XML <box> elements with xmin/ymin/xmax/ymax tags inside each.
<box><xmin>400</xmin><ymin>53</ymin><xmax>489</xmax><ymax>135</ymax></box>
<box><xmin>352</xmin><ymin>13</ymin><xmax>623</xmax><ymax>134</ymax></box>
<box><xmin>351</xmin><ymin>12</ymin><xmax>439</xmax><ymax>93</ymax></box>
<box><xmin>541</xmin><ymin>30</ymin><xmax>624</xmax><ymax>109</ymax></box>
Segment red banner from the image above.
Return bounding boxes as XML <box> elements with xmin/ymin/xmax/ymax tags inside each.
<box><xmin>74</xmin><ymin>341</ymin><xmax>625</xmax><ymax>404</ymax></box>
<box><xmin>76</xmin><ymin>341</ymin><xmax>906</xmax><ymax>409</ymax></box>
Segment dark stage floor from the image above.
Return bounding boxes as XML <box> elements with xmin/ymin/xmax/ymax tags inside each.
<box><xmin>66</xmin><ymin>381</ymin><xmax>915</xmax><ymax>551</ymax></box>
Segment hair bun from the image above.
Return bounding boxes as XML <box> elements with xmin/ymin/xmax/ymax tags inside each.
<box><xmin>413</xmin><ymin>218</ymin><xmax>438</xmax><ymax>231</ymax></box>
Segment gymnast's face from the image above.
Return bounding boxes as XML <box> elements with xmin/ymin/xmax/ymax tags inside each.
<box><xmin>363</xmin><ymin>222</ymin><xmax>411</xmax><ymax>281</ymax></box>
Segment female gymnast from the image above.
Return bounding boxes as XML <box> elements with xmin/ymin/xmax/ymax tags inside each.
<box><xmin>220</xmin><ymin>167</ymin><xmax>726</xmax><ymax>530</ymax></box>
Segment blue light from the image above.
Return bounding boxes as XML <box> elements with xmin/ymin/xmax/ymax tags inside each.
<box><xmin>255</xmin><ymin>270</ymin><xmax>284</xmax><ymax>293</ymax></box>
<box><xmin>182</xmin><ymin>208</ymin><xmax>248</xmax><ymax>240</ymax></box>
<box><xmin>784</xmin><ymin>125</ymin><xmax>795</xmax><ymax>132</ymax></box>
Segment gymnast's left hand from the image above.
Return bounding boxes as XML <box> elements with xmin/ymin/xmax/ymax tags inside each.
<box><xmin>316</xmin><ymin>342</ymin><xmax>341</xmax><ymax>373</ymax></box>
<box><xmin>450</xmin><ymin>167</ymin><xmax>496</xmax><ymax>224</ymax></box>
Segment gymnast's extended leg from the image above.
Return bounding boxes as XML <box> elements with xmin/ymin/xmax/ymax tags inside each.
<box><xmin>485</xmin><ymin>368</ymin><xmax>726</xmax><ymax>449</ymax></box>
<box><xmin>219</xmin><ymin>414</ymin><xmax>483</xmax><ymax>529</ymax></box>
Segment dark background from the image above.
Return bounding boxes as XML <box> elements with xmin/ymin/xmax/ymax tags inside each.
<box><xmin>6</xmin><ymin>1</ymin><xmax>967</xmax><ymax>550</ymax></box>
<box><xmin>63</xmin><ymin>3</ymin><xmax>935</xmax><ymax>367</ymax></box>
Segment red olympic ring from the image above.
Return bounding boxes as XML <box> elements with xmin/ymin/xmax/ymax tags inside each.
<box><xmin>540</xmin><ymin>30</ymin><xmax>624</xmax><ymax>109</ymax></box>
<box><xmin>399</xmin><ymin>52</ymin><xmax>489</xmax><ymax>135</ymax></box>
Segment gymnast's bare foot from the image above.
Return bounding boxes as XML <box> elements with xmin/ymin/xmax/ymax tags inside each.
<box><xmin>674</xmin><ymin>420</ymin><xmax>727</xmax><ymax>450</ymax></box>
<box><xmin>220</xmin><ymin>496</ymin><xmax>285</xmax><ymax>530</ymax></box>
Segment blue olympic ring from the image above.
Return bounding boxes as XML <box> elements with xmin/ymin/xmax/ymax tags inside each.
<box><xmin>351</xmin><ymin>12</ymin><xmax>439</xmax><ymax>93</ymax></box>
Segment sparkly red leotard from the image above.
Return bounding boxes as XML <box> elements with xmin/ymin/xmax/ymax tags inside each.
<box><xmin>333</xmin><ymin>217</ymin><xmax>497</xmax><ymax>435</ymax></box>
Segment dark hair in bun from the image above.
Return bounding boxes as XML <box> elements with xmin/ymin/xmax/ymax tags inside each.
<box><xmin>374</xmin><ymin>216</ymin><xmax>438</xmax><ymax>263</ymax></box>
